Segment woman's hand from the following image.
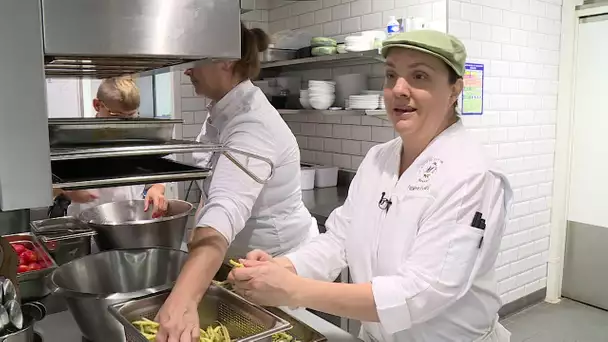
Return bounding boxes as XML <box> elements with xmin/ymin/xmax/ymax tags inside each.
<box><xmin>144</xmin><ymin>184</ymin><xmax>167</xmax><ymax>218</ymax></box>
<box><xmin>154</xmin><ymin>292</ymin><xmax>200</xmax><ymax>342</ymax></box>
<box><xmin>246</xmin><ymin>249</ymin><xmax>273</xmax><ymax>262</ymax></box>
<box><xmin>229</xmin><ymin>260</ymin><xmax>302</xmax><ymax>307</ymax></box>
<box><xmin>63</xmin><ymin>190</ymin><xmax>98</xmax><ymax>204</ymax></box>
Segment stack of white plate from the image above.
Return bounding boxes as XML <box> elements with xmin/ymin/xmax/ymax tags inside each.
<box><xmin>349</xmin><ymin>94</ymin><xmax>380</xmax><ymax>110</ymax></box>
<box><xmin>308</xmin><ymin>80</ymin><xmax>336</xmax><ymax>110</ymax></box>
<box><xmin>345</xmin><ymin>35</ymin><xmax>374</xmax><ymax>52</ymax></box>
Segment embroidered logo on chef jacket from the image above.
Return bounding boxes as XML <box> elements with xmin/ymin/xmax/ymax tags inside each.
<box><xmin>408</xmin><ymin>158</ymin><xmax>443</xmax><ymax>191</ymax></box>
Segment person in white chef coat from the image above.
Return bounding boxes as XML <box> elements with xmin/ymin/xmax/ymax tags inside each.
<box><xmin>154</xmin><ymin>23</ymin><xmax>318</xmax><ymax>341</ymax></box>
<box><xmin>229</xmin><ymin>31</ymin><xmax>514</xmax><ymax>342</ymax></box>
<box><xmin>52</xmin><ymin>76</ymin><xmax>168</xmax><ymax>217</ymax></box>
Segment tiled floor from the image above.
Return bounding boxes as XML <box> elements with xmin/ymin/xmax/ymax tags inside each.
<box><xmin>502</xmin><ymin>299</ymin><xmax>608</xmax><ymax>342</ymax></box>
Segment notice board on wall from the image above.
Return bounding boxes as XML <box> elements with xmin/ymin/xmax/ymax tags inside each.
<box><xmin>461</xmin><ymin>63</ymin><xmax>484</xmax><ymax>115</ymax></box>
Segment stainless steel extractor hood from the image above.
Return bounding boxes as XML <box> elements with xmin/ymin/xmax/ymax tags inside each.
<box><xmin>42</xmin><ymin>0</ymin><xmax>241</xmax><ymax>78</ymax></box>
<box><xmin>0</xmin><ymin>0</ymin><xmax>242</xmax><ymax>210</ymax></box>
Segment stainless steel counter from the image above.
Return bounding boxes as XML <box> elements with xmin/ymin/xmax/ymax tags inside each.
<box><xmin>34</xmin><ymin>298</ymin><xmax>360</xmax><ymax>342</ymax></box>
<box><xmin>30</xmin><ymin>185</ymin><xmax>353</xmax><ymax>341</ymax></box>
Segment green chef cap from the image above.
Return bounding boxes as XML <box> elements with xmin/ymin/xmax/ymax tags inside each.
<box><xmin>381</xmin><ymin>30</ymin><xmax>467</xmax><ymax>77</ymax></box>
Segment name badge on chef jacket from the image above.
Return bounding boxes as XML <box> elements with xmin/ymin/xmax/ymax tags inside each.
<box><xmin>408</xmin><ymin>158</ymin><xmax>443</xmax><ymax>192</ymax></box>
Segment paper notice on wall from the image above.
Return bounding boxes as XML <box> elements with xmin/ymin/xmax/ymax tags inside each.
<box><xmin>461</xmin><ymin>63</ymin><xmax>484</xmax><ymax>115</ymax></box>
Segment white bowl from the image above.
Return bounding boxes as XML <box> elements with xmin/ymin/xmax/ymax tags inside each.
<box><xmin>310</xmin><ymin>96</ymin><xmax>335</xmax><ymax>110</ymax></box>
<box><xmin>314</xmin><ymin>166</ymin><xmax>338</xmax><ymax>188</ymax></box>
<box><xmin>299</xmin><ymin>97</ymin><xmax>312</xmax><ymax>109</ymax></box>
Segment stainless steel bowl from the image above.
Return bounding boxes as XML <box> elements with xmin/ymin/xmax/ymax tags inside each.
<box><xmin>48</xmin><ymin>248</ymin><xmax>187</xmax><ymax>342</ymax></box>
<box><xmin>78</xmin><ymin>199</ymin><xmax>193</xmax><ymax>251</ymax></box>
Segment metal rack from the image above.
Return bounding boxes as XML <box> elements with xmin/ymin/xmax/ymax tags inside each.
<box><xmin>50</xmin><ymin>142</ymin><xmax>275</xmax><ymax>190</ymax></box>
<box><xmin>261</xmin><ymin>50</ymin><xmax>384</xmax><ymax>72</ymax></box>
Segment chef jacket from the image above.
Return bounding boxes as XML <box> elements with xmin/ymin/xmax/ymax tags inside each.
<box><xmin>193</xmin><ymin>80</ymin><xmax>318</xmax><ymax>258</ymax></box>
<box><xmin>286</xmin><ymin>120</ymin><xmax>513</xmax><ymax>342</ymax></box>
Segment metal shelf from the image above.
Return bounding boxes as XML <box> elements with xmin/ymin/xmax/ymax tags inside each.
<box><xmin>278</xmin><ymin>109</ymin><xmax>388</xmax><ymax>117</ymax></box>
<box><xmin>261</xmin><ymin>50</ymin><xmax>384</xmax><ymax>71</ymax></box>
<box><xmin>50</xmin><ymin>140</ymin><xmax>224</xmax><ymax>161</ymax></box>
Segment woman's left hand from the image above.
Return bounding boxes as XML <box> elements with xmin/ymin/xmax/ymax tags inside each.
<box><xmin>144</xmin><ymin>184</ymin><xmax>168</xmax><ymax>218</ymax></box>
<box><xmin>229</xmin><ymin>259</ymin><xmax>301</xmax><ymax>307</ymax></box>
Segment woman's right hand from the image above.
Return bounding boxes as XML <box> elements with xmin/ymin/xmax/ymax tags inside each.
<box><xmin>246</xmin><ymin>249</ymin><xmax>273</xmax><ymax>262</ymax></box>
<box><xmin>155</xmin><ymin>292</ymin><xmax>200</xmax><ymax>342</ymax></box>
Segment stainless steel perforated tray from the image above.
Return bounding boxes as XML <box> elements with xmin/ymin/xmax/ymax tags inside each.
<box><xmin>109</xmin><ymin>285</ymin><xmax>292</xmax><ymax>342</ymax></box>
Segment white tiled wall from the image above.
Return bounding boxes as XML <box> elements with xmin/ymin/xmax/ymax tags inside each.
<box><xmin>267</xmin><ymin>0</ymin><xmax>447</xmax><ymax>170</ymax></box>
<box><xmin>448</xmin><ymin>0</ymin><xmax>562</xmax><ymax>304</ymax></box>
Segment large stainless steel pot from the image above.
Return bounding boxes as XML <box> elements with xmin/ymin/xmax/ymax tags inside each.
<box><xmin>78</xmin><ymin>199</ymin><xmax>193</xmax><ymax>251</ymax></box>
<box><xmin>0</xmin><ymin>302</ymin><xmax>46</xmax><ymax>342</ymax></box>
<box><xmin>47</xmin><ymin>248</ymin><xmax>187</xmax><ymax>342</ymax></box>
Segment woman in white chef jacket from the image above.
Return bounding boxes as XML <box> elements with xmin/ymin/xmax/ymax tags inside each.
<box><xmin>54</xmin><ymin>77</ymin><xmax>168</xmax><ymax>216</ymax></box>
<box><xmin>229</xmin><ymin>31</ymin><xmax>513</xmax><ymax>342</ymax></box>
<box><xmin>154</xmin><ymin>23</ymin><xmax>318</xmax><ymax>341</ymax></box>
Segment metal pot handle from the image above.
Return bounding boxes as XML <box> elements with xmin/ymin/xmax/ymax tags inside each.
<box><xmin>21</xmin><ymin>302</ymin><xmax>46</xmax><ymax>322</ymax></box>
<box><xmin>218</xmin><ymin>147</ymin><xmax>275</xmax><ymax>184</ymax></box>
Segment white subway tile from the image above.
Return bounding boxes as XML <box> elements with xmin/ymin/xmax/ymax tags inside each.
<box><xmin>333</xmin><ymin>124</ymin><xmax>352</xmax><ymax>139</ymax></box>
<box><xmin>470</xmin><ymin>22</ymin><xmax>491</xmax><ymax>41</ymax></box>
<box><xmin>482</xmin><ymin>41</ymin><xmax>502</xmax><ymax>59</ymax></box>
<box><xmin>324</xmin><ymin>138</ymin><xmax>343</xmax><ymax>152</ymax></box>
<box><xmin>510</xmin><ymin>28</ymin><xmax>528</xmax><ymax>46</ymax></box>
<box><xmin>528</xmin><ymin>0</ymin><xmax>546</xmax><ymax>17</ymax></box>
<box><xmin>323</xmin><ymin>21</ymin><xmax>342</xmax><ymax>36</ymax></box>
<box><xmin>481</xmin><ymin>7</ymin><xmax>502</xmax><ymax>25</ymax></box>
<box><xmin>316</xmin><ymin>123</ymin><xmax>333</xmax><ymax>137</ymax></box>
<box><xmin>502</xmin><ymin>44</ymin><xmax>521</xmax><ymax>61</ymax></box>
<box><xmin>342</xmin><ymin>140</ymin><xmax>362</xmax><ymax>154</ymax></box>
<box><xmin>461</xmin><ymin>3</ymin><xmax>483</xmax><ymax>22</ymax></box>
<box><xmin>362</xmin><ymin>116</ymin><xmax>386</xmax><ymax>126</ymax></box>
<box><xmin>350</xmin><ymin>0</ymin><xmax>372</xmax><ymax>16</ymax></box>
<box><xmin>492</xmin><ymin>26</ymin><xmax>511</xmax><ymax>43</ymax></box>
<box><xmin>296</xmin><ymin>136</ymin><xmax>308</xmax><ymax>149</ymax></box>
<box><xmin>333</xmin><ymin>153</ymin><xmax>352</xmax><ymax>168</ymax></box>
<box><xmin>433</xmin><ymin>1</ymin><xmax>447</xmax><ymax>20</ymax></box>
<box><xmin>182</xmin><ymin>98</ymin><xmax>206</xmax><ymax>111</ymax></box>
<box><xmin>323</xmin><ymin>0</ymin><xmax>342</xmax><ymax>7</ymax></box>
<box><xmin>449</xmin><ymin>19</ymin><xmax>471</xmax><ymax>38</ymax></box>
<box><xmin>361</xmin><ymin>12</ymin><xmax>384</xmax><ymax>30</ymax></box>
<box><xmin>299</xmin><ymin>12</ymin><xmax>315</xmax><ymax>27</ymax></box>
<box><xmin>341</xmin><ymin>16</ymin><xmax>362</xmax><ymax>33</ymax></box>
<box><xmin>313</xmin><ymin>151</ymin><xmax>332</xmax><ymax>165</ymax></box>
<box><xmin>502</xmin><ymin>10</ymin><xmax>522</xmax><ymax>29</ymax></box>
<box><xmin>371</xmin><ymin>126</ymin><xmax>395</xmax><ymax>142</ymax></box>
<box><xmin>308</xmin><ymin>137</ymin><xmax>324</xmax><ymax>151</ymax></box>
<box><xmin>315</xmin><ymin>8</ymin><xmax>333</xmax><ymax>23</ymax></box>
<box><xmin>373</xmin><ymin>0</ymin><xmax>395</xmax><ymax>12</ymax></box>
<box><xmin>332</xmin><ymin>3</ymin><xmax>351</xmax><ymax>20</ymax></box>
<box><xmin>511</xmin><ymin>0</ymin><xmax>530</xmax><ymax>14</ymax></box>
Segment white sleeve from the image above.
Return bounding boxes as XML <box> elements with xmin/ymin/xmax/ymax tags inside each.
<box><xmin>285</xmin><ymin>160</ymin><xmax>366</xmax><ymax>282</ymax></box>
<box><xmin>195</xmin><ymin>119</ymin><xmax>275</xmax><ymax>244</ymax></box>
<box><xmin>371</xmin><ymin>171</ymin><xmax>509</xmax><ymax>334</ymax></box>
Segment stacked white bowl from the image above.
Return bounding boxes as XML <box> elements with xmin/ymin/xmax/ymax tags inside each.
<box><xmin>308</xmin><ymin>80</ymin><xmax>336</xmax><ymax>110</ymax></box>
<box><xmin>349</xmin><ymin>94</ymin><xmax>381</xmax><ymax>110</ymax></box>
<box><xmin>299</xmin><ymin>89</ymin><xmax>311</xmax><ymax>109</ymax></box>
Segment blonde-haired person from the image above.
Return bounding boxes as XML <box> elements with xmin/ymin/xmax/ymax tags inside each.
<box><xmin>154</xmin><ymin>23</ymin><xmax>319</xmax><ymax>342</ymax></box>
<box><xmin>230</xmin><ymin>31</ymin><xmax>513</xmax><ymax>342</ymax></box>
<box><xmin>55</xmin><ymin>76</ymin><xmax>168</xmax><ymax>217</ymax></box>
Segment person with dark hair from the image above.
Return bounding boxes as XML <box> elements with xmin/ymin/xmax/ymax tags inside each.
<box><xmin>154</xmin><ymin>23</ymin><xmax>319</xmax><ymax>341</ymax></box>
<box><xmin>229</xmin><ymin>31</ymin><xmax>513</xmax><ymax>342</ymax></box>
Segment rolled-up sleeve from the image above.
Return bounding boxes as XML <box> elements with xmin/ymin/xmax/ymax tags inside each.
<box><xmin>196</xmin><ymin>119</ymin><xmax>274</xmax><ymax>244</ymax></box>
<box><xmin>371</xmin><ymin>172</ymin><xmax>509</xmax><ymax>334</ymax></box>
<box><xmin>285</xmin><ymin>158</ymin><xmax>367</xmax><ymax>282</ymax></box>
